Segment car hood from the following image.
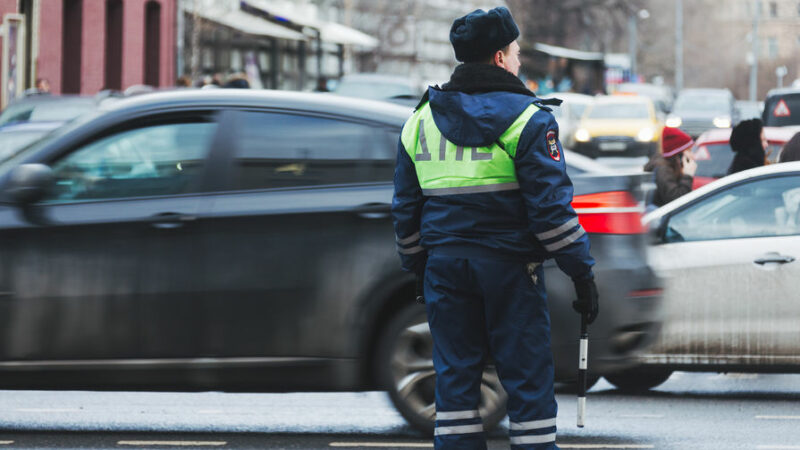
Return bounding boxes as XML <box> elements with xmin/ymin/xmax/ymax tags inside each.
<box><xmin>579</xmin><ymin>119</ymin><xmax>656</xmax><ymax>137</ymax></box>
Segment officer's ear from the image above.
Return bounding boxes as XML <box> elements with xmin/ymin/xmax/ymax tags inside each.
<box><xmin>491</xmin><ymin>45</ymin><xmax>511</xmax><ymax>68</ymax></box>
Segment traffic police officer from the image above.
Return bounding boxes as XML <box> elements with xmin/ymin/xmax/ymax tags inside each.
<box><xmin>392</xmin><ymin>6</ymin><xmax>599</xmax><ymax>450</ymax></box>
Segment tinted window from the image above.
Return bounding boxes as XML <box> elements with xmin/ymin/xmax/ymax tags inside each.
<box><xmin>763</xmin><ymin>93</ymin><xmax>800</xmax><ymax>126</ymax></box>
<box><xmin>233</xmin><ymin>112</ymin><xmax>395</xmax><ymax>189</ymax></box>
<box><xmin>587</xmin><ymin>103</ymin><xmax>650</xmax><ymax>119</ymax></box>
<box><xmin>665</xmin><ymin>175</ymin><xmax>800</xmax><ymax>242</ymax></box>
<box><xmin>45</xmin><ymin>121</ymin><xmax>216</xmax><ymax>202</ymax></box>
<box><xmin>693</xmin><ymin>143</ymin><xmax>734</xmax><ymax>178</ymax></box>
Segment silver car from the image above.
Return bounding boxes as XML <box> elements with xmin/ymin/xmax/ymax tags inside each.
<box><xmin>606</xmin><ymin>162</ymin><xmax>800</xmax><ymax>391</ymax></box>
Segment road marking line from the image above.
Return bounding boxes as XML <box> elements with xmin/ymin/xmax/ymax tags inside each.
<box><xmin>117</xmin><ymin>441</ymin><xmax>226</xmax><ymax>447</ymax></box>
<box><xmin>15</xmin><ymin>408</ymin><xmax>81</xmax><ymax>413</ymax></box>
<box><xmin>618</xmin><ymin>414</ymin><xmax>664</xmax><ymax>418</ymax></box>
<box><xmin>330</xmin><ymin>443</ymin><xmax>432</xmax><ymax>448</ymax></box>
<box><xmin>197</xmin><ymin>409</ymin><xmax>224</xmax><ymax>414</ymax></box>
<box><xmin>0</xmin><ymin>441</ymin><xmax>14</xmax><ymax>445</ymax></box>
<box><xmin>757</xmin><ymin>446</ymin><xmax>800</xmax><ymax>449</ymax></box>
<box><xmin>756</xmin><ymin>416</ymin><xmax>800</xmax><ymax>420</ymax></box>
<box><xmin>559</xmin><ymin>446</ymin><xmax>654</xmax><ymax>449</ymax></box>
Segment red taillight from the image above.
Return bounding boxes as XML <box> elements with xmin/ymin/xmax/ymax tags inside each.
<box><xmin>627</xmin><ymin>288</ymin><xmax>663</xmax><ymax>298</ymax></box>
<box><xmin>571</xmin><ymin>191</ymin><xmax>644</xmax><ymax>234</ymax></box>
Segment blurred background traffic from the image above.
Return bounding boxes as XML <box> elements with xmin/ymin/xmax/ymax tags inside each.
<box><xmin>1</xmin><ymin>0</ymin><xmax>800</xmax><ymax>439</ymax></box>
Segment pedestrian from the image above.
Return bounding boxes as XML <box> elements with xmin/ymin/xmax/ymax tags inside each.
<box><xmin>728</xmin><ymin>118</ymin><xmax>767</xmax><ymax>174</ymax></box>
<box><xmin>643</xmin><ymin>127</ymin><xmax>697</xmax><ymax>208</ymax></box>
<box><xmin>391</xmin><ymin>7</ymin><xmax>598</xmax><ymax>450</ymax></box>
<box><xmin>778</xmin><ymin>131</ymin><xmax>800</xmax><ymax>163</ymax></box>
<box><xmin>175</xmin><ymin>75</ymin><xmax>192</xmax><ymax>87</ymax></box>
<box><xmin>35</xmin><ymin>78</ymin><xmax>50</xmax><ymax>93</ymax></box>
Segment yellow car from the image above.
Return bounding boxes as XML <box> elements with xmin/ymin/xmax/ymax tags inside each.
<box><xmin>573</xmin><ymin>96</ymin><xmax>663</xmax><ymax>158</ymax></box>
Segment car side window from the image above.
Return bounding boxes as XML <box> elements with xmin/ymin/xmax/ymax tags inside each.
<box><xmin>233</xmin><ymin>111</ymin><xmax>395</xmax><ymax>190</ymax></box>
<box><xmin>665</xmin><ymin>175</ymin><xmax>800</xmax><ymax>242</ymax></box>
<box><xmin>44</xmin><ymin>121</ymin><xmax>216</xmax><ymax>203</ymax></box>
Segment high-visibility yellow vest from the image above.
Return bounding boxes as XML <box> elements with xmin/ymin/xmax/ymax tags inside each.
<box><xmin>401</xmin><ymin>102</ymin><xmax>540</xmax><ymax>196</ymax></box>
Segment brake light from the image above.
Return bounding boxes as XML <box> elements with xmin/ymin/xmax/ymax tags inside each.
<box><xmin>571</xmin><ymin>191</ymin><xmax>644</xmax><ymax>234</ymax></box>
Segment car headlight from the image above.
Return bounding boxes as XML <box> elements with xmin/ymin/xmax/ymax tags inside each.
<box><xmin>575</xmin><ymin>128</ymin><xmax>591</xmax><ymax>143</ymax></box>
<box><xmin>665</xmin><ymin>116</ymin><xmax>682</xmax><ymax>128</ymax></box>
<box><xmin>636</xmin><ymin>127</ymin><xmax>655</xmax><ymax>142</ymax></box>
<box><xmin>713</xmin><ymin>116</ymin><xmax>731</xmax><ymax>128</ymax></box>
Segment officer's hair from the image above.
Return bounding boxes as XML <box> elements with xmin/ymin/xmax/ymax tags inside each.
<box><xmin>481</xmin><ymin>44</ymin><xmax>511</xmax><ymax>65</ymax></box>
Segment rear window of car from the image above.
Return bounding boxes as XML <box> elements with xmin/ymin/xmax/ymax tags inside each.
<box><xmin>587</xmin><ymin>103</ymin><xmax>650</xmax><ymax>119</ymax></box>
<box><xmin>693</xmin><ymin>143</ymin><xmax>733</xmax><ymax>178</ymax></box>
<box><xmin>763</xmin><ymin>93</ymin><xmax>800</xmax><ymax>127</ymax></box>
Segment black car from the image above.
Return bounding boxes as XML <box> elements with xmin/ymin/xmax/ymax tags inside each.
<box><xmin>0</xmin><ymin>90</ymin><xmax>660</xmax><ymax>433</ymax></box>
<box><xmin>763</xmin><ymin>87</ymin><xmax>800</xmax><ymax>127</ymax></box>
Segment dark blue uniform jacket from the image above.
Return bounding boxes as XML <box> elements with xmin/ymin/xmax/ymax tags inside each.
<box><xmin>392</xmin><ymin>87</ymin><xmax>595</xmax><ymax>280</ymax></box>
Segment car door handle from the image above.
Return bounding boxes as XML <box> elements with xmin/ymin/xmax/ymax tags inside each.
<box><xmin>149</xmin><ymin>212</ymin><xmax>197</xmax><ymax>229</ymax></box>
<box><xmin>754</xmin><ymin>253</ymin><xmax>796</xmax><ymax>265</ymax></box>
<box><xmin>353</xmin><ymin>203</ymin><xmax>390</xmax><ymax>220</ymax></box>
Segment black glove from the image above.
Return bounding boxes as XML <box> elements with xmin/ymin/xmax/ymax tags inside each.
<box><xmin>415</xmin><ymin>275</ymin><xmax>425</xmax><ymax>304</ymax></box>
<box><xmin>572</xmin><ymin>277</ymin><xmax>599</xmax><ymax>324</ymax></box>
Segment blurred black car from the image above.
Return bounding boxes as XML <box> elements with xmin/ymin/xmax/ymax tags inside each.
<box><xmin>666</xmin><ymin>88</ymin><xmax>738</xmax><ymax>137</ymax></box>
<box><xmin>332</xmin><ymin>73</ymin><xmax>421</xmax><ymax>107</ymax></box>
<box><xmin>0</xmin><ymin>90</ymin><xmax>660</xmax><ymax>433</ymax></box>
<box><xmin>763</xmin><ymin>87</ymin><xmax>800</xmax><ymax>127</ymax></box>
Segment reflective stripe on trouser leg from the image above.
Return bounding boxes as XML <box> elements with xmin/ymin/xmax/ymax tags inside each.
<box><xmin>425</xmin><ymin>255</ymin><xmax>488</xmax><ymax>450</ymax></box>
<box><xmin>472</xmin><ymin>259</ymin><xmax>558</xmax><ymax>449</ymax></box>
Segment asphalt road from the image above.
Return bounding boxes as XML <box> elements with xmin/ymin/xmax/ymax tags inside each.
<box><xmin>0</xmin><ymin>372</ymin><xmax>799</xmax><ymax>449</ymax></box>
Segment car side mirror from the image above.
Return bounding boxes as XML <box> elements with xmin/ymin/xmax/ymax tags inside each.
<box><xmin>5</xmin><ymin>163</ymin><xmax>54</xmax><ymax>205</ymax></box>
<box><xmin>648</xmin><ymin>215</ymin><xmax>667</xmax><ymax>245</ymax></box>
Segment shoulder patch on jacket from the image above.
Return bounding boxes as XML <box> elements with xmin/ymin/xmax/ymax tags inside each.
<box><xmin>546</xmin><ymin>130</ymin><xmax>560</xmax><ymax>161</ymax></box>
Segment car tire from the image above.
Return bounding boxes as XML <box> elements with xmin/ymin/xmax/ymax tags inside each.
<box><xmin>605</xmin><ymin>368</ymin><xmax>672</xmax><ymax>392</ymax></box>
<box><xmin>375</xmin><ymin>301</ymin><xmax>508</xmax><ymax>435</ymax></box>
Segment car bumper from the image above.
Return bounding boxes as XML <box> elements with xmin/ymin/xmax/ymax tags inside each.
<box><xmin>574</xmin><ymin>139</ymin><xmax>657</xmax><ymax>158</ymax></box>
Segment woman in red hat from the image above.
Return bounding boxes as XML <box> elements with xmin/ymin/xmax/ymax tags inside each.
<box><xmin>644</xmin><ymin>127</ymin><xmax>697</xmax><ymax>208</ymax></box>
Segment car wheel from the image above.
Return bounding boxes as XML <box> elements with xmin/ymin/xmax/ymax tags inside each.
<box><xmin>376</xmin><ymin>302</ymin><xmax>508</xmax><ymax>435</ymax></box>
<box><xmin>605</xmin><ymin>368</ymin><xmax>672</xmax><ymax>392</ymax></box>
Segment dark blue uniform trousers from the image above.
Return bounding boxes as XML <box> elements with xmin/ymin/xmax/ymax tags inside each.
<box><xmin>425</xmin><ymin>251</ymin><xmax>558</xmax><ymax>450</ymax></box>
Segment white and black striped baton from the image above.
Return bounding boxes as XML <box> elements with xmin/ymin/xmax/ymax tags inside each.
<box><xmin>576</xmin><ymin>312</ymin><xmax>589</xmax><ymax>428</ymax></box>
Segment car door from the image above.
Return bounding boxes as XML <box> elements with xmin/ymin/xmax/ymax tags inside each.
<box><xmin>0</xmin><ymin>112</ymin><xmax>221</xmax><ymax>361</ymax></box>
<box><xmin>648</xmin><ymin>174</ymin><xmax>800</xmax><ymax>364</ymax></box>
<box><xmin>200</xmin><ymin>109</ymin><xmax>397</xmax><ymax>359</ymax></box>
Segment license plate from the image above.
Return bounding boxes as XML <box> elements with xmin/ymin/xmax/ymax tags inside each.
<box><xmin>599</xmin><ymin>142</ymin><xmax>627</xmax><ymax>151</ymax></box>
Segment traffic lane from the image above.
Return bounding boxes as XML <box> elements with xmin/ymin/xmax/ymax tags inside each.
<box><xmin>0</xmin><ymin>373</ymin><xmax>798</xmax><ymax>449</ymax></box>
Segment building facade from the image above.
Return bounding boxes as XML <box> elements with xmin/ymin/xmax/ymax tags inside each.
<box><xmin>0</xmin><ymin>0</ymin><xmax>176</xmax><ymax>106</ymax></box>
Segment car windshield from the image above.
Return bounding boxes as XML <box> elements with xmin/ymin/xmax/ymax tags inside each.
<box><xmin>0</xmin><ymin>129</ymin><xmax>55</xmax><ymax>161</ymax></box>
<box><xmin>674</xmin><ymin>94</ymin><xmax>729</xmax><ymax>113</ymax></box>
<box><xmin>587</xmin><ymin>103</ymin><xmax>649</xmax><ymax>119</ymax></box>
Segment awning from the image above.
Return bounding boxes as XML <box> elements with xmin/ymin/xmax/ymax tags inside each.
<box><xmin>242</xmin><ymin>0</ymin><xmax>378</xmax><ymax>49</ymax></box>
<box><xmin>192</xmin><ymin>8</ymin><xmax>307</xmax><ymax>41</ymax></box>
<box><xmin>533</xmin><ymin>43</ymin><xmax>604</xmax><ymax>62</ymax></box>
<box><xmin>320</xmin><ymin>22</ymin><xmax>378</xmax><ymax>48</ymax></box>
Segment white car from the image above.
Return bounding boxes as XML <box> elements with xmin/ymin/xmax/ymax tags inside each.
<box><xmin>545</xmin><ymin>92</ymin><xmax>593</xmax><ymax>150</ymax></box>
<box><xmin>605</xmin><ymin>162</ymin><xmax>800</xmax><ymax>391</ymax></box>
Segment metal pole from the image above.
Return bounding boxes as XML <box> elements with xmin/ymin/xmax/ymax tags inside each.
<box><xmin>628</xmin><ymin>13</ymin><xmax>637</xmax><ymax>81</ymax></box>
<box><xmin>675</xmin><ymin>0</ymin><xmax>683</xmax><ymax>92</ymax></box>
<box><xmin>750</xmin><ymin>0</ymin><xmax>761</xmax><ymax>101</ymax></box>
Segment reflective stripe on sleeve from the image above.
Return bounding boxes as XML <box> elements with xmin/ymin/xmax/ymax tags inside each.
<box><xmin>436</xmin><ymin>410</ymin><xmax>480</xmax><ymax>421</ymax></box>
<box><xmin>433</xmin><ymin>424</ymin><xmax>484</xmax><ymax>436</ymax></box>
<box><xmin>509</xmin><ymin>417</ymin><xmax>557</xmax><ymax>431</ymax></box>
<box><xmin>398</xmin><ymin>245</ymin><xmax>425</xmax><ymax>255</ymax></box>
<box><xmin>509</xmin><ymin>433</ymin><xmax>557</xmax><ymax>445</ymax></box>
<box><xmin>396</xmin><ymin>232</ymin><xmax>421</xmax><ymax>246</ymax></box>
<box><xmin>544</xmin><ymin>226</ymin><xmax>586</xmax><ymax>252</ymax></box>
<box><xmin>535</xmin><ymin>217</ymin><xmax>579</xmax><ymax>241</ymax></box>
<box><xmin>422</xmin><ymin>182</ymin><xmax>519</xmax><ymax>196</ymax></box>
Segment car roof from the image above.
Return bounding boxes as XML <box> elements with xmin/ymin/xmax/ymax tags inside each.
<box><xmin>0</xmin><ymin>121</ymin><xmax>65</xmax><ymax>132</ymax></box>
<box><xmin>100</xmin><ymin>89</ymin><xmax>414</xmax><ymax>125</ymax></box>
<box><xmin>644</xmin><ymin>161</ymin><xmax>800</xmax><ymax>223</ymax></box>
<box><xmin>677</xmin><ymin>88</ymin><xmax>731</xmax><ymax>96</ymax></box>
<box><xmin>765</xmin><ymin>87</ymin><xmax>800</xmax><ymax>98</ymax></box>
<box><xmin>695</xmin><ymin>126</ymin><xmax>800</xmax><ymax>145</ymax></box>
<box><xmin>339</xmin><ymin>73</ymin><xmax>417</xmax><ymax>85</ymax></box>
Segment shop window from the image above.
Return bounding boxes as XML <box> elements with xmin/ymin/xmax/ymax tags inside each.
<box><xmin>144</xmin><ymin>1</ymin><xmax>161</xmax><ymax>87</ymax></box>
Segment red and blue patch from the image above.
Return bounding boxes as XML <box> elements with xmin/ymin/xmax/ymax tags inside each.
<box><xmin>546</xmin><ymin>130</ymin><xmax>560</xmax><ymax>161</ymax></box>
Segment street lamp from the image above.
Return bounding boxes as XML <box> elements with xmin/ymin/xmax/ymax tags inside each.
<box><xmin>628</xmin><ymin>9</ymin><xmax>649</xmax><ymax>82</ymax></box>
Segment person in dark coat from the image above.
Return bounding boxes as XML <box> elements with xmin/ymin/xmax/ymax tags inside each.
<box><xmin>779</xmin><ymin>131</ymin><xmax>800</xmax><ymax>163</ymax></box>
<box><xmin>728</xmin><ymin>118</ymin><xmax>767</xmax><ymax>174</ymax></box>
<box><xmin>644</xmin><ymin>127</ymin><xmax>696</xmax><ymax>208</ymax></box>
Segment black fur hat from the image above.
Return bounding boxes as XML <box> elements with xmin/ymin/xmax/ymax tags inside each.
<box><xmin>450</xmin><ymin>7</ymin><xmax>520</xmax><ymax>63</ymax></box>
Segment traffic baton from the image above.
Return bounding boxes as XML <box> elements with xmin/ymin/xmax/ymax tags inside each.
<box><xmin>576</xmin><ymin>312</ymin><xmax>589</xmax><ymax>428</ymax></box>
